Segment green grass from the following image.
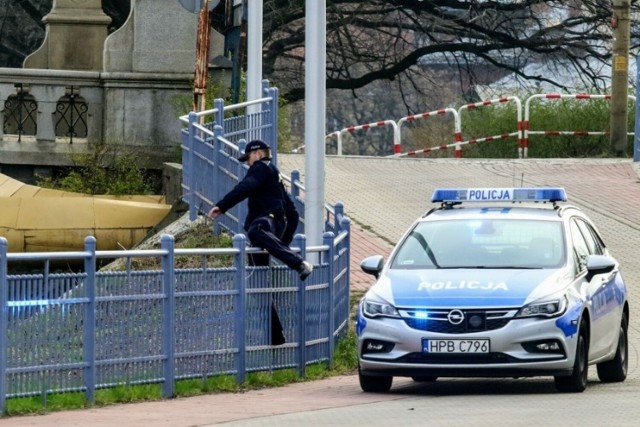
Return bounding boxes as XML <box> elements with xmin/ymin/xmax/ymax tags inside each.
<box><xmin>3</xmin><ymin>346</ymin><xmax>359</xmax><ymax>416</ymax></box>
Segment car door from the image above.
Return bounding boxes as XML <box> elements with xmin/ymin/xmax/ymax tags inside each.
<box><xmin>576</xmin><ymin>218</ymin><xmax>622</xmax><ymax>354</ymax></box>
<box><xmin>570</xmin><ymin>218</ymin><xmax>618</xmax><ymax>359</ymax></box>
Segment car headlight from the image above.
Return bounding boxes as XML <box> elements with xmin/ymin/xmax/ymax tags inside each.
<box><xmin>362</xmin><ymin>296</ymin><xmax>400</xmax><ymax>319</ymax></box>
<box><xmin>516</xmin><ymin>295</ymin><xmax>567</xmax><ymax>318</ymax></box>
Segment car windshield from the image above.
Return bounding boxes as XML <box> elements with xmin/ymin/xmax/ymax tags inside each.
<box><xmin>391</xmin><ymin>218</ymin><xmax>565</xmax><ymax>269</ymax></box>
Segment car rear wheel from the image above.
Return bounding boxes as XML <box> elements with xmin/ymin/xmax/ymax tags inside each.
<box><xmin>554</xmin><ymin>318</ymin><xmax>588</xmax><ymax>393</ymax></box>
<box><xmin>359</xmin><ymin>369</ymin><xmax>393</xmax><ymax>393</ymax></box>
<box><xmin>597</xmin><ymin>311</ymin><xmax>628</xmax><ymax>383</ymax></box>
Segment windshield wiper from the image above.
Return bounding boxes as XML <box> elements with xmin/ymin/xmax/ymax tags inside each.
<box><xmin>409</xmin><ymin>231</ymin><xmax>440</xmax><ymax>268</ymax></box>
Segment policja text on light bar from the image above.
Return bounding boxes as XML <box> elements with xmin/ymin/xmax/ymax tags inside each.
<box><xmin>431</xmin><ymin>188</ymin><xmax>567</xmax><ymax>203</ymax></box>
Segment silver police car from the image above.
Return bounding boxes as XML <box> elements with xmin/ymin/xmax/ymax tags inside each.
<box><xmin>357</xmin><ymin>187</ymin><xmax>628</xmax><ymax>393</ymax></box>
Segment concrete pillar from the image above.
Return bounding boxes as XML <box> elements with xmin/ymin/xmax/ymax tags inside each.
<box><xmin>29</xmin><ymin>85</ymin><xmax>67</xmax><ymax>143</ymax></box>
<box><xmin>24</xmin><ymin>0</ymin><xmax>111</xmax><ymax>71</ymax></box>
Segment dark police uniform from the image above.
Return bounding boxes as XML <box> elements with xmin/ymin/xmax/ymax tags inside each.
<box><xmin>214</xmin><ymin>156</ymin><xmax>303</xmax><ymax>345</ymax></box>
<box><xmin>214</xmin><ymin>157</ymin><xmax>305</xmax><ymax>272</ymax></box>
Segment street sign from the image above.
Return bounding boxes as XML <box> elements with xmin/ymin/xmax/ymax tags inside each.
<box><xmin>178</xmin><ymin>0</ymin><xmax>220</xmax><ymax>13</ymax></box>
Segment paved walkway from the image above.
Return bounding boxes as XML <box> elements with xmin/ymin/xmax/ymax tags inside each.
<box><xmin>2</xmin><ymin>157</ymin><xmax>639</xmax><ymax>426</ymax></box>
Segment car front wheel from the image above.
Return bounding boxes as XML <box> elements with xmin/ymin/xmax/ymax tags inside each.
<box><xmin>359</xmin><ymin>368</ymin><xmax>392</xmax><ymax>393</ymax></box>
<box><xmin>597</xmin><ymin>311</ymin><xmax>628</xmax><ymax>383</ymax></box>
<box><xmin>554</xmin><ymin>318</ymin><xmax>588</xmax><ymax>393</ymax></box>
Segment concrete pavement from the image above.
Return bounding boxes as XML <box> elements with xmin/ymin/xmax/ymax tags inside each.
<box><xmin>1</xmin><ymin>156</ymin><xmax>639</xmax><ymax>426</ymax></box>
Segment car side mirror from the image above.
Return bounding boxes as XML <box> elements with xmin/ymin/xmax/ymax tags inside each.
<box><xmin>360</xmin><ymin>255</ymin><xmax>384</xmax><ymax>279</ymax></box>
<box><xmin>585</xmin><ymin>254</ymin><xmax>616</xmax><ymax>282</ymax></box>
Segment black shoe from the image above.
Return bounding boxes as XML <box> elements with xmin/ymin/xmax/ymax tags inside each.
<box><xmin>297</xmin><ymin>261</ymin><xmax>313</xmax><ymax>281</ymax></box>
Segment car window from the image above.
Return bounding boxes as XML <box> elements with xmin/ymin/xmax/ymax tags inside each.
<box><xmin>569</xmin><ymin>219</ymin><xmax>590</xmax><ymax>271</ymax></box>
<box><xmin>575</xmin><ymin>219</ymin><xmax>604</xmax><ymax>255</ymax></box>
<box><xmin>391</xmin><ymin>218</ymin><xmax>564</xmax><ymax>269</ymax></box>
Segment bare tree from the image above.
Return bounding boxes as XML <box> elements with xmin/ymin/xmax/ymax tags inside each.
<box><xmin>262</xmin><ymin>0</ymin><xmax>638</xmax><ymax>105</ymax></box>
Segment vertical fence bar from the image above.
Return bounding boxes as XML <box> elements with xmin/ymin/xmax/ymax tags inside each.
<box><xmin>290</xmin><ymin>170</ymin><xmax>303</xmax><ymax>235</ymax></box>
<box><xmin>268</xmin><ymin>85</ymin><xmax>279</xmax><ymax>165</ymax></box>
<box><xmin>0</xmin><ymin>238</ymin><xmax>8</xmax><ymax>414</ymax></box>
<box><xmin>83</xmin><ymin>237</ymin><xmax>97</xmax><ymax>404</ymax></box>
<box><xmin>236</xmin><ymin>140</ymin><xmax>248</xmax><ymax>234</ymax></box>
<box><xmin>188</xmin><ymin>112</ymin><xmax>198</xmax><ymax>220</ymax></box>
<box><xmin>214</xmin><ymin>98</ymin><xmax>224</xmax><ymax>128</ymax></box>
<box><xmin>233</xmin><ymin>235</ymin><xmax>247</xmax><ymax>383</ymax></box>
<box><xmin>323</xmin><ymin>232</ymin><xmax>336</xmax><ymax>368</ymax></box>
<box><xmin>294</xmin><ymin>234</ymin><xmax>308</xmax><ymax>377</ymax></box>
<box><xmin>333</xmin><ymin>203</ymin><xmax>344</xmax><ymax>234</ymax></box>
<box><xmin>341</xmin><ymin>216</ymin><xmax>352</xmax><ymax>339</ymax></box>
<box><xmin>212</xmin><ymin>124</ymin><xmax>225</xmax><ymax>235</ymax></box>
<box><xmin>161</xmin><ymin>235</ymin><xmax>176</xmax><ymax>398</ymax></box>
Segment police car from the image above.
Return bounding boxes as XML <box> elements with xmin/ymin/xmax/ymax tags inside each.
<box><xmin>357</xmin><ymin>187</ymin><xmax>628</xmax><ymax>393</ymax></box>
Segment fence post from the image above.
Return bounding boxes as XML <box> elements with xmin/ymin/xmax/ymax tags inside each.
<box><xmin>211</xmin><ymin>124</ymin><xmax>225</xmax><ymax>235</ymax></box>
<box><xmin>233</xmin><ymin>234</ymin><xmax>247</xmax><ymax>383</ymax></box>
<box><xmin>268</xmin><ymin>85</ymin><xmax>279</xmax><ymax>165</ymax></box>
<box><xmin>290</xmin><ymin>170</ymin><xmax>304</xmax><ymax>234</ymax></box>
<box><xmin>188</xmin><ymin>111</ymin><xmax>198</xmax><ymax>220</ymax></box>
<box><xmin>214</xmin><ymin>98</ymin><xmax>224</xmax><ymax>127</ymax></box>
<box><xmin>161</xmin><ymin>235</ymin><xmax>176</xmax><ymax>398</ymax></box>
<box><xmin>333</xmin><ymin>203</ymin><xmax>344</xmax><ymax>235</ymax></box>
<box><xmin>323</xmin><ymin>232</ymin><xmax>336</xmax><ymax>368</ymax></box>
<box><xmin>236</xmin><ymin>140</ymin><xmax>248</xmax><ymax>234</ymax></box>
<box><xmin>83</xmin><ymin>236</ymin><xmax>97</xmax><ymax>404</ymax></box>
<box><xmin>0</xmin><ymin>238</ymin><xmax>8</xmax><ymax>414</ymax></box>
<box><xmin>294</xmin><ymin>233</ymin><xmax>307</xmax><ymax>378</ymax></box>
<box><xmin>341</xmin><ymin>215</ymin><xmax>352</xmax><ymax>332</ymax></box>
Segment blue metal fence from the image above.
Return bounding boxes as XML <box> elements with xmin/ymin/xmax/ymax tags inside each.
<box><xmin>0</xmin><ymin>225</ymin><xmax>350</xmax><ymax>413</ymax></box>
<box><xmin>0</xmin><ymin>81</ymin><xmax>352</xmax><ymax>414</ymax></box>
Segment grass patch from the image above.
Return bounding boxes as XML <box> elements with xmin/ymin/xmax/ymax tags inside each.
<box><xmin>96</xmin><ymin>384</ymin><xmax>163</xmax><ymax>405</ymax></box>
<box><xmin>5</xmin><ymin>392</ymin><xmax>88</xmax><ymax>416</ymax></box>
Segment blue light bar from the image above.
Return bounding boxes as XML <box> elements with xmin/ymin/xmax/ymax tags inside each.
<box><xmin>431</xmin><ymin>187</ymin><xmax>567</xmax><ymax>203</ymax></box>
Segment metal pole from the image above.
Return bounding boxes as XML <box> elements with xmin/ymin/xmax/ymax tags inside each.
<box><xmin>304</xmin><ymin>0</ymin><xmax>326</xmax><ymax>257</ymax></box>
<box><xmin>247</xmin><ymin>0</ymin><xmax>263</xmax><ymax>115</ymax></box>
<box><xmin>635</xmin><ymin>56</ymin><xmax>640</xmax><ymax>162</ymax></box>
<box><xmin>610</xmin><ymin>0</ymin><xmax>630</xmax><ymax>156</ymax></box>
<box><xmin>193</xmin><ymin>0</ymin><xmax>211</xmax><ymax>113</ymax></box>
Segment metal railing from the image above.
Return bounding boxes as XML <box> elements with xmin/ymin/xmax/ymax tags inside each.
<box><xmin>0</xmin><ymin>228</ymin><xmax>350</xmax><ymax>413</ymax></box>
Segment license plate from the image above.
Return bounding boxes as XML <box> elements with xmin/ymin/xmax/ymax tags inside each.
<box><xmin>423</xmin><ymin>338</ymin><xmax>490</xmax><ymax>354</ymax></box>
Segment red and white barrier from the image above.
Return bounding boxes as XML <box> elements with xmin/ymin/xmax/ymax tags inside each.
<box><xmin>523</xmin><ymin>93</ymin><xmax>636</xmax><ymax>157</ymax></box>
<box><xmin>458</xmin><ymin>96</ymin><xmax>523</xmax><ymax>158</ymax></box>
<box><xmin>315</xmin><ymin>92</ymin><xmax>634</xmax><ymax>159</ymax></box>
<box><xmin>339</xmin><ymin>120</ymin><xmax>399</xmax><ymax>155</ymax></box>
<box><xmin>397</xmin><ymin>108</ymin><xmax>462</xmax><ymax>157</ymax></box>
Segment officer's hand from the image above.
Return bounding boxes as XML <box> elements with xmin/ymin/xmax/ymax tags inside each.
<box><xmin>207</xmin><ymin>206</ymin><xmax>221</xmax><ymax>219</ymax></box>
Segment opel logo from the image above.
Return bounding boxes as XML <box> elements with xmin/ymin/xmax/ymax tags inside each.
<box><xmin>447</xmin><ymin>309</ymin><xmax>465</xmax><ymax>325</ymax></box>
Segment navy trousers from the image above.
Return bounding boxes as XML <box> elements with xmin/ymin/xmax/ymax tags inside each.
<box><xmin>246</xmin><ymin>216</ymin><xmax>303</xmax><ymax>270</ymax></box>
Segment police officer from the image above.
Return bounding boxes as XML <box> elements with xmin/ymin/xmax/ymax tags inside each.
<box><xmin>207</xmin><ymin>139</ymin><xmax>313</xmax><ymax>281</ymax></box>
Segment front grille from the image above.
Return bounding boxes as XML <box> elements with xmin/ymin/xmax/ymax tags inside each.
<box><xmin>401</xmin><ymin>308</ymin><xmax>515</xmax><ymax>334</ymax></box>
<box><xmin>399</xmin><ymin>352</ymin><xmax>517</xmax><ymax>364</ymax></box>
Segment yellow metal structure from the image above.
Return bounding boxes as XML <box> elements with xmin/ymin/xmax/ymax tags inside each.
<box><xmin>0</xmin><ymin>173</ymin><xmax>172</xmax><ymax>252</ymax></box>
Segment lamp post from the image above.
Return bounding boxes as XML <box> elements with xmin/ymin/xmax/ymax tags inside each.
<box><xmin>304</xmin><ymin>0</ymin><xmax>326</xmax><ymax>256</ymax></box>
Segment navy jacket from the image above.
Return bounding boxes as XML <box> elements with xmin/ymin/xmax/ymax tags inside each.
<box><xmin>216</xmin><ymin>158</ymin><xmax>290</xmax><ymax>231</ymax></box>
